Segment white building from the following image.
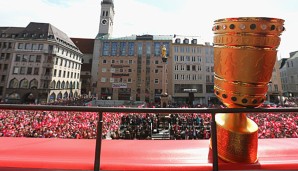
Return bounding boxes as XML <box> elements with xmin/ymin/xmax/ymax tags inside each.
<box><xmin>0</xmin><ymin>22</ymin><xmax>82</xmax><ymax>103</ymax></box>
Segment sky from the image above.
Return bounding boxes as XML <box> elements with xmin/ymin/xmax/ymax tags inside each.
<box><xmin>0</xmin><ymin>0</ymin><xmax>297</xmax><ymax>59</ymax></box>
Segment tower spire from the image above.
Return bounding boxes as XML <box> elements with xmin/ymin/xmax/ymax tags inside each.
<box><xmin>97</xmin><ymin>0</ymin><xmax>114</xmax><ymax>38</ymax></box>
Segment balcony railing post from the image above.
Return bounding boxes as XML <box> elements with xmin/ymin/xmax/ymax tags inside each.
<box><xmin>94</xmin><ymin>111</ymin><xmax>103</xmax><ymax>171</ymax></box>
<box><xmin>211</xmin><ymin>112</ymin><xmax>218</xmax><ymax>171</ymax></box>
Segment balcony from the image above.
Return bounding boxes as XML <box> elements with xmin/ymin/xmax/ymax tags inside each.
<box><xmin>0</xmin><ymin>105</ymin><xmax>298</xmax><ymax>171</ymax></box>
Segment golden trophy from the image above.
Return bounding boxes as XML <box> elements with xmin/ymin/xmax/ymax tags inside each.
<box><xmin>212</xmin><ymin>17</ymin><xmax>285</xmax><ymax>163</ymax></box>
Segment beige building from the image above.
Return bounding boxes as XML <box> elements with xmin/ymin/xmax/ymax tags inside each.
<box><xmin>0</xmin><ymin>22</ymin><xmax>82</xmax><ymax>103</ymax></box>
<box><xmin>171</xmin><ymin>37</ymin><xmax>215</xmax><ymax>106</ymax></box>
<box><xmin>95</xmin><ymin>35</ymin><xmax>172</xmax><ymax>103</ymax></box>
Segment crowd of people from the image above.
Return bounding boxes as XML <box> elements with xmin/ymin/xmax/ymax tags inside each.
<box><xmin>0</xmin><ymin>103</ymin><xmax>298</xmax><ymax>139</ymax></box>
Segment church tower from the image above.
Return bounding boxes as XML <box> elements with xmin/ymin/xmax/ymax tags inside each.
<box><xmin>98</xmin><ymin>0</ymin><xmax>114</xmax><ymax>37</ymax></box>
<box><xmin>92</xmin><ymin>0</ymin><xmax>115</xmax><ymax>97</ymax></box>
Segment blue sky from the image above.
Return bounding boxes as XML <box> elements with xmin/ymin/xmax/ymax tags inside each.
<box><xmin>0</xmin><ymin>0</ymin><xmax>297</xmax><ymax>58</ymax></box>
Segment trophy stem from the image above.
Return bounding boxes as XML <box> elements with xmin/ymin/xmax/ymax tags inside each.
<box><xmin>211</xmin><ymin>113</ymin><xmax>259</xmax><ymax>163</ymax></box>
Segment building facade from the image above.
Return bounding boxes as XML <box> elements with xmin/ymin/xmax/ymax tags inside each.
<box><xmin>171</xmin><ymin>37</ymin><xmax>215</xmax><ymax>106</ymax></box>
<box><xmin>95</xmin><ymin>35</ymin><xmax>172</xmax><ymax>103</ymax></box>
<box><xmin>267</xmin><ymin>59</ymin><xmax>283</xmax><ymax>104</ymax></box>
<box><xmin>71</xmin><ymin>38</ymin><xmax>94</xmax><ymax>97</ymax></box>
<box><xmin>0</xmin><ymin>22</ymin><xmax>82</xmax><ymax>104</ymax></box>
<box><xmin>280</xmin><ymin>51</ymin><xmax>298</xmax><ymax>97</ymax></box>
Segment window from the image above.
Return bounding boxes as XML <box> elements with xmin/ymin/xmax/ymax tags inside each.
<box><xmin>154</xmin><ymin>79</ymin><xmax>159</xmax><ymax>84</ymax></box>
<box><xmin>13</xmin><ymin>67</ymin><xmax>19</xmax><ymax>74</ymax></box>
<box><xmin>174</xmin><ymin>55</ymin><xmax>178</xmax><ymax>61</ymax></box>
<box><xmin>119</xmin><ymin>42</ymin><xmax>126</xmax><ymax>56</ymax></box>
<box><xmin>110</xmin><ymin>78</ymin><xmax>114</xmax><ymax>83</ymax></box>
<box><xmin>120</xmin><ymin>60</ymin><xmax>123</xmax><ymax>64</ymax></box>
<box><xmin>25</xmin><ymin>43</ymin><xmax>31</xmax><ymax>50</ymax></box>
<box><xmin>128</xmin><ymin>69</ymin><xmax>132</xmax><ymax>72</ymax></box>
<box><xmin>192</xmin><ymin>65</ymin><xmax>196</xmax><ymax>71</ymax></box>
<box><xmin>5</xmin><ymin>53</ymin><xmax>10</xmax><ymax>60</ymax></box>
<box><xmin>111</xmin><ymin>42</ymin><xmax>118</xmax><ymax>56</ymax></box>
<box><xmin>155</xmin><ymin>60</ymin><xmax>159</xmax><ymax>64</ymax></box>
<box><xmin>187</xmin><ymin>65</ymin><xmax>190</xmax><ymax>71</ymax></box>
<box><xmin>111</xmin><ymin>59</ymin><xmax>115</xmax><ymax>64</ymax></box>
<box><xmin>0</xmin><ymin>53</ymin><xmax>4</xmax><ymax>60</ymax></box>
<box><xmin>18</xmin><ymin>43</ymin><xmax>24</xmax><ymax>49</ymax></box>
<box><xmin>128</xmin><ymin>42</ymin><xmax>135</xmax><ymax>56</ymax></box>
<box><xmin>101</xmin><ymin>77</ymin><xmax>106</xmax><ymax>82</ymax></box>
<box><xmin>15</xmin><ymin>54</ymin><xmax>21</xmax><ymax>62</ymax></box>
<box><xmin>32</xmin><ymin>44</ymin><xmax>38</xmax><ymax>50</ymax></box>
<box><xmin>155</xmin><ymin>69</ymin><xmax>158</xmax><ymax>73</ymax></box>
<box><xmin>58</xmin><ymin>70</ymin><xmax>61</xmax><ymax>77</ymax></box>
<box><xmin>20</xmin><ymin>67</ymin><xmax>26</xmax><ymax>75</ymax></box>
<box><xmin>102</xmin><ymin>68</ymin><xmax>107</xmax><ymax>72</ymax></box>
<box><xmin>1</xmin><ymin>75</ymin><xmax>5</xmax><ymax>82</ymax></box>
<box><xmin>20</xmin><ymin>79</ymin><xmax>28</xmax><ymax>88</ymax></box>
<box><xmin>128</xmin><ymin>60</ymin><xmax>133</xmax><ymax>64</ymax></box>
<box><xmin>154</xmin><ymin>42</ymin><xmax>161</xmax><ymax>56</ymax></box>
<box><xmin>102</xmin><ymin>42</ymin><xmax>110</xmax><ymax>56</ymax></box>
<box><xmin>127</xmin><ymin>78</ymin><xmax>132</xmax><ymax>83</ymax></box>
<box><xmin>34</xmin><ymin>68</ymin><xmax>39</xmax><ymax>75</ymax></box>
<box><xmin>53</xmin><ymin>69</ymin><xmax>57</xmax><ymax>77</ymax></box>
<box><xmin>138</xmin><ymin>42</ymin><xmax>143</xmax><ymax>55</ymax></box>
<box><xmin>146</xmin><ymin>42</ymin><xmax>151</xmax><ymax>56</ymax></box>
<box><xmin>103</xmin><ymin>59</ymin><xmax>107</xmax><ymax>64</ymax></box>
<box><xmin>29</xmin><ymin>55</ymin><xmax>36</xmax><ymax>62</ymax></box>
<box><xmin>22</xmin><ymin>55</ymin><xmax>28</xmax><ymax>62</ymax></box>
<box><xmin>38</xmin><ymin>44</ymin><xmax>43</xmax><ymax>50</ymax></box>
<box><xmin>206</xmin><ymin>75</ymin><xmax>210</xmax><ymax>82</ymax></box>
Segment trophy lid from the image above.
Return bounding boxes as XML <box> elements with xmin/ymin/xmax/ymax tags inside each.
<box><xmin>212</xmin><ymin>17</ymin><xmax>285</xmax><ymax>36</ymax></box>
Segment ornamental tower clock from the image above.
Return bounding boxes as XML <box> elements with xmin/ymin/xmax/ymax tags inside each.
<box><xmin>98</xmin><ymin>0</ymin><xmax>114</xmax><ymax>37</ymax></box>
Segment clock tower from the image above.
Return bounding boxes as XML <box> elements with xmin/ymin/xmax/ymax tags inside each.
<box><xmin>98</xmin><ymin>0</ymin><xmax>114</xmax><ymax>37</ymax></box>
<box><xmin>92</xmin><ymin>0</ymin><xmax>115</xmax><ymax>98</ymax></box>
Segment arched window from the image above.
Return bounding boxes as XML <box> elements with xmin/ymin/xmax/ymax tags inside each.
<box><xmin>29</xmin><ymin>79</ymin><xmax>38</xmax><ymax>89</ymax></box>
<box><xmin>66</xmin><ymin>81</ymin><xmax>69</xmax><ymax>89</ymax></box>
<box><xmin>49</xmin><ymin>93</ymin><xmax>56</xmax><ymax>102</ymax></box>
<box><xmin>20</xmin><ymin>79</ymin><xmax>29</xmax><ymax>88</ymax></box>
<box><xmin>9</xmin><ymin>78</ymin><xmax>19</xmax><ymax>88</ymax></box>
<box><xmin>56</xmin><ymin>81</ymin><xmax>61</xmax><ymax>89</ymax></box>
<box><xmin>61</xmin><ymin>81</ymin><xmax>65</xmax><ymax>89</ymax></box>
<box><xmin>74</xmin><ymin>91</ymin><xmax>78</xmax><ymax>98</ymax></box>
<box><xmin>63</xmin><ymin>92</ymin><xmax>68</xmax><ymax>99</ymax></box>
<box><xmin>57</xmin><ymin>92</ymin><xmax>62</xmax><ymax>99</ymax></box>
<box><xmin>50</xmin><ymin>81</ymin><xmax>56</xmax><ymax>89</ymax></box>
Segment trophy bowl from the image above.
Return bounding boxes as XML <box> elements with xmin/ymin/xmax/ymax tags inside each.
<box><xmin>212</xmin><ymin>17</ymin><xmax>285</xmax><ymax>163</ymax></box>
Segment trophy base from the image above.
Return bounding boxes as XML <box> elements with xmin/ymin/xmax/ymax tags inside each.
<box><xmin>210</xmin><ymin>113</ymin><xmax>259</xmax><ymax>163</ymax></box>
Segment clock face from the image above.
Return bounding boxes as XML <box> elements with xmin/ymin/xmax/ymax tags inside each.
<box><xmin>101</xmin><ymin>19</ymin><xmax>107</xmax><ymax>25</ymax></box>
